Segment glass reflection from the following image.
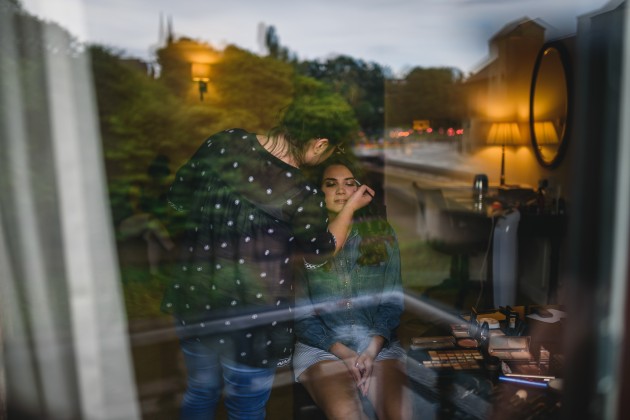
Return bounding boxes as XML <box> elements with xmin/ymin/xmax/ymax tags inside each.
<box><xmin>2</xmin><ymin>1</ymin><xmax>627</xmax><ymax>419</ymax></box>
<box><xmin>530</xmin><ymin>45</ymin><xmax>570</xmax><ymax>168</ymax></box>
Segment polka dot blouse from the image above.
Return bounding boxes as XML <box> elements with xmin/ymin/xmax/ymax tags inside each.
<box><xmin>162</xmin><ymin>128</ymin><xmax>335</xmax><ymax>367</ymax></box>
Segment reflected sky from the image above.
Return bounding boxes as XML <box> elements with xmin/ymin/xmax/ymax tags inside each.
<box><xmin>21</xmin><ymin>0</ymin><xmax>612</xmax><ymax>75</ymax></box>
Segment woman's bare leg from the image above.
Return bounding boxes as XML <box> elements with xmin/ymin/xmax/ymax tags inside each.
<box><xmin>299</xmin><ymin>360</ymin><xmax>369</xmax><ymax>420</ymax></box>
<box><xmin>367</xmin><ymin>359</ymin><xmax>413</xmax><ymax>420</ymax></box>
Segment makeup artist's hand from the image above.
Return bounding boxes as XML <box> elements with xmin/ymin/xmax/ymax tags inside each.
<box><xmin>328</xmin><ymin>182</ymin><xmax>375</xmax><ymax>254</ymax></box>
<box><xmin>345</xmin><ymin>184</ymin><xmax>374</xmax><ymax>212</ymax></box>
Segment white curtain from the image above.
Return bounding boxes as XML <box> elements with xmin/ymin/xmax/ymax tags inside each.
<box><xmin>0</xmin><ymin>2</ymin><xmax>140</xmax><ymax>419</ymax></box>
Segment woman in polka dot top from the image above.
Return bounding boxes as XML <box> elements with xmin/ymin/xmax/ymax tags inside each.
<box><xmin>161</xmin><ymin>103</ymin><xmax>373</xmax><ymax>419</ymax></box>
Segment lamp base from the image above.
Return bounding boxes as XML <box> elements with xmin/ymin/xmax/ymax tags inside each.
<box><xmin>500</xmin><ymin>143</ymin><xmax>506</xmax><ymax>186</ymax></box>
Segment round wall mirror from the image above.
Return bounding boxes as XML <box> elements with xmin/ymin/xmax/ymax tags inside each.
<box><xmin>529</xmin><ymin>41</ymin><xmax>572</xmax><ymax>168</ymax></box>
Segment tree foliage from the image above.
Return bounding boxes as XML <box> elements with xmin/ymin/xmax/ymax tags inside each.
<box><xmin>90</xmin><ymin>45</ymin><xmax>197</xmax><ymax>179</ymax></box>
<box><xmin>88</xmin><ymin>25</ymin><xmax>467</xmax><ymax>225</ymax></box>
<box><xmin>210</xmin><ymin>45</ymin><xmax>295</xmax><ymax>132</ymax></box>
<box><xmin>282</xmin><ymin>75</ymin><xmax>360</xmax><ymax>144</ymax></box>
<box><xmin>90</xmin><ymin>40</ymin><xmax>361</xmax><ymax>224</ymax></box>
<box><xmin>385</xmin><ymin>66</ymin><xmax>465</xmax><ymax>129</ymax></box>
<box><xmin>298</xmin><ymin>55</ymin><xmax>388</xmax><ymax>140</ymax></box>
<box><xmin>263</xmin><ymin>25</ymin><xmax>295</xmax><ymax>63</ymax></box>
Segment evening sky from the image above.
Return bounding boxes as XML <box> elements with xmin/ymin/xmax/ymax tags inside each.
<box><xmin>21</xmin><ymin>0</ymin><xmax>613</xmax><ymax>75</ymax></box>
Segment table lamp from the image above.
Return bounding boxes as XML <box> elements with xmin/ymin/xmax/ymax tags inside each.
<box><xmin>533</xmin><ymin>121</ymin><xmax>559</xmax><ymax>146</ymax></box>
<box><xmin>487</xmin><ymin>122</ymin><xmax>522</xmax><ymax>186</ymax></box>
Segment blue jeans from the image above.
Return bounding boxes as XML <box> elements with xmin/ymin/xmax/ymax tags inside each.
<box><xmin>179</xmin><ymin>337</ymin><xmax>276</xmax><ymax>420</ymax></box>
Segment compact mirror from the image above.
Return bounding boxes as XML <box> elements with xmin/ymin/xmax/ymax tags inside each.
<box><xmin>529</xmin><ymin>42</ymin><xmax>572</xmax><ymax>168</ymax></box>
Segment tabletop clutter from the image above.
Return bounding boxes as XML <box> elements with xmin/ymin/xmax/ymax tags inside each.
<box><xmin>408</xmin><ymin>305</ymin><xmax>566</xmax><ymax>418</ymax></box>
<box><xmin>411</xmin><ymin>306</ymin><xmax>564</xmax><ymax>381</ymax></box>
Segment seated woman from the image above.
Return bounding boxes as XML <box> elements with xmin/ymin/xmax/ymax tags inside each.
<box><xmin>294</xmin><ymin>157</ymin><xmax>412</xmax><ymax>420</ymax></box>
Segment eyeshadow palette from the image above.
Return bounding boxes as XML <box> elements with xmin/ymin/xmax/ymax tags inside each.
<box><xmin>410</xmin><ymin>336</ymin><xmax>456</xmax><ymax>350</ymax></box>
<box><xmin>421</xmin><ymin>349</ymin><xmax>484</xmax><ymax>370</ymax></box>
<box><xmin>488</xmin><ymin>336</ymin><xmax>533</xmax><ymax>361</ymax></box>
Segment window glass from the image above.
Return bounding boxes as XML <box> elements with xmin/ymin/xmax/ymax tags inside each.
<box><xmin>2</xmin><ymin>1</ymin><xmax>627</xmax><ymax>419</ymax></box>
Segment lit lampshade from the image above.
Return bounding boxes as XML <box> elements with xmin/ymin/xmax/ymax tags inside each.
<box><xmin>487</xmin><ymin>122</ymin><xmax>522</xmax><ymax>146</ymax></box>
<box><xmin>487</xmin><ymin>122</ymin><xmax>522</xmax><ymax>186</ymax></box>
<box><xmin>191</xmin><ymin>63</ymin><xmax>211</xmax><ymax>101</ymax></box>
<box><xmin>533</xmin><ymin>121</ymin><xmax>559</xmax><ymax>145</ymax></box>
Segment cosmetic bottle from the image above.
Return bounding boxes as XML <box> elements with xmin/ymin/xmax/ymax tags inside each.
<box><xmin>508</xmin><ymin>311</ymin><xmax>518</xmax><ymax>335</ymax></box>
<box><xmin>539</xmin><ymin>346</ymin><xmax>550</xmax><ymax>374</ymax></box>
<box><xmin>472</xmin><ymin>174</ymin><xmax>488</xmax><ymax>212</ymax></box>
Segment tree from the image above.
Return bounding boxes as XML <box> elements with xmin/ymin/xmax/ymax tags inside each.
<box><xmin>264</xmin><ymin>25</ymin><xmax>287</xmax><ymax>61</ymax></box>
<box><xmin>92</xmin><ymin>33</ymin><xmax>361</xmax><ymax>223</ymax></box>
<box><xmin>91</xmin><ymin>45</ymin><xmax>190</xmax><ymax>178</ymax></box>
<box><xmin>258</xmin><ymin>26</ymin><xmax>381</xmax><ymax>140</ymax></box>
<box><xmin>210</xmin><ymin>45</ymin><xmax>295</xmax><ymax>132</ymax></box>
<box><xmin>385</xmin><ymin>66</ymin><xmax>464</xmax><ymax>130</ymax></box>
<box><xmin>298</xmin><ymin>55</ymin><xmax>388</xmax><ymax>140</ymax></box>
<box><xmin>153</xmin><ymin>40</ymin><xmax>359</xmax><ymax>140</ymax></box>
<box><xmin>285</xmin><ymin>75</ymin><xmax>360</xmax><ymax>145</ymax></box>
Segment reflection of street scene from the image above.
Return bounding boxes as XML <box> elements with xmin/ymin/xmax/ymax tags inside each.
<box><xmin>2</xmin><ymin>1</ymin><xmax>626</xmax><ymax>419</ymax></box>
<box><xmin>356</xmin><ymin>141</ymin><xmax>482</xmax><ymax>181</ymax></box>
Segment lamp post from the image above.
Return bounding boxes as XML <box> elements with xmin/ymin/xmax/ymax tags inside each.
<box><xmin>487</xmin><ymin>122</ymin><xmax>522</xmax><ymax>186</ymax></box>
<box><xmin>191</xmin><ymin>62</ymin><xmax>211</xmax><ymax>101</ymax></box>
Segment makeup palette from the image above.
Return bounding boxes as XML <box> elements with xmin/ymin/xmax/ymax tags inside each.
<box><xmin>410</xmin><ymin>336</ymin><xmax>456</xmax><ymax>350</ymax></box>
<box><xmin>421</xmin><ymin>349</ymin><xmax>484</xmax><ymax>370</ymax></box>
<box><xmin>456</xmin><ymin>338</ymin><xmax>479</xmax><ymax>348</ymax></box>
<box><xmin>489</xmin><ymin>336</ymin><xmax>533</xmax><ymax>361</ymax></box>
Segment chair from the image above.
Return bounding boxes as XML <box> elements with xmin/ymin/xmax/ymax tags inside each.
<box><xmin>412</xmin><ymin>182</ymin><xmax>493</xmax><ymax>310</ymax></box>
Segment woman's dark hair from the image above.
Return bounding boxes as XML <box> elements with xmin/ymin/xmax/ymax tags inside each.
<box><xmin>314</xmin><ymin>155</ymin><xmax>396</xmax><ymax>266</ymax></box>
<box><xmin>265</xmin><ymin>94</ymin><xmax>357</xmax><ymax>166</ymax></box>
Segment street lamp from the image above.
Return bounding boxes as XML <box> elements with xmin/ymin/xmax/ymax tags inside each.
<box><xmin>191</xmin><ymin>62</ymin><xmax>211</xmax><ymax>101</ymax></box>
